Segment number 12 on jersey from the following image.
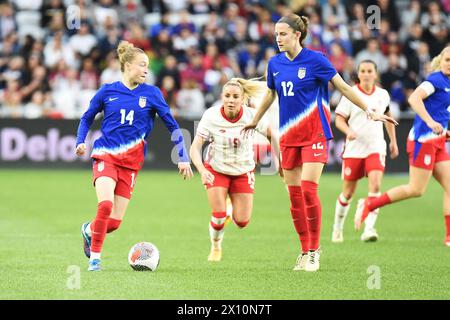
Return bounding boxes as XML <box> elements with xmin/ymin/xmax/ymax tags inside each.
<box><xmin>281</xmin><ymin>81</ymin><xmax>294</xmax><ymax>97</ymax></box>
<box><xmin>120</xmin><ymin>109</ymin><xmax>134</xmax><ymax>125</ymax></box>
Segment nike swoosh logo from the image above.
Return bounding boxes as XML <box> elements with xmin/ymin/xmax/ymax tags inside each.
<box><xmin>273</xmin><ymin>72</ymin><xmax>279</xmax><ymax>76</ymax></box>
<box><xmin>314</xmin><ymin>153</ymin><xmax>322</xmax><ymax>157</ymax></box>
<box><xmin>109</xmin><ymin>97</ymin><xmax>118</xmax><ymax>101</ymax></box>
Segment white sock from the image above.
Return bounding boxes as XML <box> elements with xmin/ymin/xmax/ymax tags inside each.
<box><xmin>86</xmin><ymin>223</ymin><xmax>92</xmax><ymax>237</ymax></box>
<box><xmin>209</xmin><ymin>224</ymin><xmax>224</xmax><ymax>249</ymax></box>
<box><xmin>226</xmin><ymin>198</ymin><xmax>233</xmax><ymax>217</ymax></box>
<box><xmin>90</xmin><ymin>252</ymin><xmax>101</xmax><ymax>261</ymax></box>
<box><xmin>334</xmin><ymin>193</ymin><xmax>352</xmax><ymax>231</ymax></box>
<box><xmin>365</xmin><ymin>192</ymin><xmax>381</xmax><ymax>231</ymax></box>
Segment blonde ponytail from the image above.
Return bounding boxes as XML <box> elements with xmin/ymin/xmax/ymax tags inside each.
<box><xmin>223</xmin><ymin>78</ymin><xmax>266</xmax><ymax>105</ymax></box>
<box><xmin>116</xmin><ymin>41</ymin><xmax>145</xmax><ymax>72</ymax></box>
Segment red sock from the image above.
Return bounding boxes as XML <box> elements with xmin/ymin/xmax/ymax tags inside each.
<box><xmin>91</xmin><ymin>218</ymin><xmax>122</xmax><ymax>234</ymax></box>
<box><xmin>445</xmin><ymin>215</ymin><xmax>450</xmax><ymax>236</ymax></box>
<box><xmin>91</xmin><ymin>201</ymin><xmax>113</xmax><ymax>254</ymax></box>
<box><xmin>107</xmin><ymin>218</ymin><xmax>122</xmax><ymax>233</ymax></box>
<box><xmin>368</xmin><ymin>193</ymin><xmax>392</xmax><ymax>211</ymax></box>
<box><xmin>287</xmin><ymin>185</ymin><xmax>309</xmax><ymax>253</ymax></box>
<box><xmin>301</xmin><ymin>181</ymin><xmax>321</xmax><ymax>251</ymax></box>
<box><xmin>210</xmin><ymin>211</ymin><xmax>227</xmax><ymax>231</ymax></box>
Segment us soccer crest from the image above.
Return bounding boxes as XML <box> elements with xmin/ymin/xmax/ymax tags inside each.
<box><xmin>298</xmin><ymin>67</ymin><xmax>306</xmax><ymax>79</ymax></box>
<box><xmin>139</xmin><ymin>96</ymin><xmax>147</xmax><ymax>108</ymax></box>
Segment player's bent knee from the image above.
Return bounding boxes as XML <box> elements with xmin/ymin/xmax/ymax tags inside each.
<box><xmin>409</xmin><ymin>187</ymin><xmax>425</xmax><ymax>198</ymax></box>
<box><xmin>234</xmin><ymin>219</ymin><xmax>250</xmax><ymax>229</ymax></box>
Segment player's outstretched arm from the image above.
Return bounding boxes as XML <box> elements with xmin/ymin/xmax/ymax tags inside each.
<box><xmin>266</xmin><ymin>127</ymin><xmax>283</xmax><ymax>178</ymax></box>
<box><xmin>189</xmin><ymin>135</ymin><xmax>214</xmax><ymax>185</ymax></box>
<box><xmin>383</xmin><ymin>110</ymin><xmax>399</xmax><ymax>159</ymax></box>
<box><xmin>159</xmin><ymin>112</ymin><xmax>193</xmax><ymax>180</ymax></box>
<box><xmin>331</xmin><ymin>74</ymin><xmax>398</xmax><ymax>125</ymax></box>
<box><xmin>242</xmin><ymin>88</ymin><xmax>276</xmax><ymax>137</ymax></box>
<box><xmin>408</xmin><ymin>87</ymin><xmax>444</xmax><ymax>135</ymax></box>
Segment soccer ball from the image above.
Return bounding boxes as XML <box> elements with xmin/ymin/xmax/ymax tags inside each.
<box><xmin>128</xmin><ymin>242</ymin><xmax>160</xmax><ymax>271</ymax></box>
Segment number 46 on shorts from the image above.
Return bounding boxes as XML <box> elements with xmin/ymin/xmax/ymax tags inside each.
<box><xmin>312</xmin><ymin>142</ymin><xmax>324</xmax><ymax>150</ymax></box>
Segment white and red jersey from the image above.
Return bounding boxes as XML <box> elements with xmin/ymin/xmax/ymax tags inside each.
<box><xmin>196</xmin><ymin>105</ymin><xmax>269</xmax><ymax>175</ymax></box>
<box><xmin>335</xmin><ymin>84</ymin><xmax>390</xmax><ymax>158</ymax></box>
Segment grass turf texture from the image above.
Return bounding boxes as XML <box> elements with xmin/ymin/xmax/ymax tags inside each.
<box><xmin>0</xmin><ymin>169</ymin><xmax>449</xmax><ymax>299</ymax></box>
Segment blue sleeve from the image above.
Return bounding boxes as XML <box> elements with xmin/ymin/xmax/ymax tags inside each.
<box><xmin>315</xmin><ymin>53</ymin><xmax>338</xmax><ymax>83</ymax></box>
<box><xmin>76</xmin><ymin>86</ymin><xmax>105</xmax><ymax>146</ymax></box>
<box><xmin>160</xmin><ymin>113</ymin><xmax>190</xmax><ymax>163</ymax></box>
<box><xmin>151</xmin><ymin>86</ymin><xmax>171</xmax><ymax>117</ymax></box>
<box><xmin>266</xmin><ymin>60</ymin><xmax>275</xmax><ymax>90</ymax></box>
<box><xmin>424</xmin><ymin>72</ymin><xmax>441</xmax><ymax>89</ymax></box>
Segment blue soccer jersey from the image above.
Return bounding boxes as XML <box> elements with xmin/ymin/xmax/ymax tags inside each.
<box><xmin>76</xmin><ymin>81</ymin><xmax>189</xmax><ymax>170</ymax></box>
<box><xmin>267</xmin><ymin>47</ymin><xmax>337</xmax><ymax>147</ymax></box>
<box><xmin>408</xmin><ymin>71</ymin><xmax>450</xmax><ymax>146</ymax></box>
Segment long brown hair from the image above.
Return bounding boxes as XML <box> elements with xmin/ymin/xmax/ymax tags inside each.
<box><xmin>277</xmin><ymin>14</ymin><xmax>309</xmax><ymax>46</ymax></box>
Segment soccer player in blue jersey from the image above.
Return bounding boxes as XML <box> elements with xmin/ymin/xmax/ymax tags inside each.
<box><xmin>243</xmin><ymin>14</ymin><xmax>397</xmax><ymax>271</ymax></box>
<box><xmin>355</xmin><ymin>46</ymin><xmax>450</xmax><ymax>246</ymax></box>
<box><xmin>75</xmin><ymin>41</ymin><xmax>193</xmax><ymax>271</ymax></box>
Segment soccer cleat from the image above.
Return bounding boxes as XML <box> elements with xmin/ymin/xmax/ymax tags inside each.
<box><xmin>354</xmin><ymin>199</ymin><xmax>371</xmax><ymax>231</ymax></box>
<box><xmin>361</xmin><ymin>228</ymin><xmax>379</xmax><ymax>242</ymax></box>
<box><xmin>332</xmin><ymin>229</ymin><xmax>344</xmax><ymax>243</ymax></box>
<box><xmin>293</xmin><ymin>253</ymin><xmax>308</xmax><ymax>271</ymax></box>
<box><xmin>305</xmin><ymin>249</ymin><xmax>320</xmax><ymax>272</ymax></box>
<box><xmin>81</xmin><ymin>222</ymin><xmax>92</xmax><ymax>258</ymax></box>
<box><xmin>444</xmin><ymin>235</ymin><xmax>450</xmax><ymax>247</ymax></box>
<box><xmin>207</xmin><ymin>248</ymin><xmax>222</xmax><ymax>262</ymax></box>
<box><xmin>88</xmin><ymin>259</ymin><xmax>101</xmax><ymax>271</ymax></box>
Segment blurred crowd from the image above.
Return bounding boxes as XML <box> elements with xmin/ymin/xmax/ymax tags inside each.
<box><xmin>0</xmin><ymin>0</ymin><xmax>449</xmax><ymax>120</ymax></box>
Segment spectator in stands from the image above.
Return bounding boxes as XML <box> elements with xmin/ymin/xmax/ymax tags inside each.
<box><xmin>180</xmin><ymin>51</ymin><xmax>206</xmax><ymax>90</ymax></box>
<box><xmin>50</xmin><ymin>66</ymin><xmax>81</xmax><ymax>119</ymax></box>
<box><xmin>119</xmin><ymin>0</ymin><xmax>146</xmax><ymax>26</ymax></box>
<box><xmin>176</xmin><ymin>78</ymin><xmax>205</xmax><ymax>120</ymax></box>
<box><xmin>148</xmin><ymin>12</ymin><xmax>172</xmax><ymax>40</ymax></box>
<box><xmin>330</xmin><ymin>42</ymin><xmax>348</xmax><ymax>74</ymax></box>
<box><xmin>24</xmin><ymin>90</ymin><xmax>50</xmax><ymax>119</ymax></box>
<box><xmin>0</xmin><ymin>3</ymin><xmax>17</xmax><ymax>42</ymax></box>
<box><xmin>355</xmin><ymin>37</ymin><xmax>388</xmax><ymax>74</ymax></box>
<box><xmin>0</xmin><ymin>79</ymin><xmax>23</xmax><ymax>118</ymax></box>
<box><xmin>44</xmin><ymin>30</ymin><xmax>77</xmax><ymax>69</ymax></box>
<box><xmin>157</xmin><ymin>55</ymin><xmax>181</xmax><ymax>90</ymax></box>
<box><xmin>21</xmin><ymin>64</ymin><xmax>49</xmax><ymax>103</ymax></box>
<box><xmin>322</xmin><ymin>0</ymin><xmax>347</xmax><ymax>26</ymax></box>
<box><xmin>69</xmin><ymin>21</ymin><xmax>98</xmax><ymax>57</ymax></box>
<box><xmin>160</xmin><ymin>75</ymin><xmax>178</xmax><ymax>114</ymax></box>
<box><xmin>98</xmin><ymin>25</ymin><xmax>121</xmax><ymax>60</ymax></box>
<box><xmin>40</xmin><ymin>0</ymin><xmax>65</xmax><ymax>29</ymax></box>
<box><xmin>123</xmin><ymin>21</ymin><xmax>151</xmax><ymax>51</ymax></box>
<box><xmin>100</xmin><ymin>53</ymin><xmax>122</xmax><ymax>84</ymax></box>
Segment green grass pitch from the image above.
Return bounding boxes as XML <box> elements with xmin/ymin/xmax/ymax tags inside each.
<box><xmin>0</xmin><ymin>169</ymin><xmax>449</xmax><ymax>299</ymax></box>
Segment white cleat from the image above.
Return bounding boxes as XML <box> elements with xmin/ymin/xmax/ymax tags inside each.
<box><xmin>332</xmin><ymin>229</ymin><xmax>344</xmax><ymax>243</ymax></box>
<box><xmin>361</xmin><ymin>228</ymin><xmax>379</xmax><ymax>242</ymax></box>
<box><xmin>208</xmin><ymin>247</ymin><xmax>222</xmax><ymax>262</ymax></box>
<box><xmin>444</xmin><ymin>235</ymin><xmax>450</xmax><ymax>247</ymax></box>
<box><xmin>293</xmin><ymin>253</ymin><xmax>308</xmax><ymax>271</ymax></box>
<box><xmin>305</xmin><ymin>249</ymin><xmax>320</xmax><ymax>272</ymax></box>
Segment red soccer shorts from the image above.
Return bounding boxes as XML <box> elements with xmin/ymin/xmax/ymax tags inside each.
<box><xmin>92</xmin><ymin>159</ymin><xmax>138</xmax><ymax>199</ymax></box>
<box><xmin>204</xmin><ymin>163</ymin><xmax>255</xmax><ymax>194</ymax></box>
<box><xmin>407</xmin><ymin>139</ymin><xmax>450</xmax><ymax>171</ymax></box>
<box><xmin>342</xmin><ymin>153</ymin><xmax>386</xmax><ymax>181</ymax></box>
<box><xmin>280</xmin><ymin>141</ymin><xmax>328</xmax><ymax>170</ymax></box>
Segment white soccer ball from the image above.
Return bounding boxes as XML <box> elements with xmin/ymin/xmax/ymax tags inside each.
<box><xmin>128</xmin><ymin>242</ymin><xmax>160</xmax><ymax>271</ymax></box>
